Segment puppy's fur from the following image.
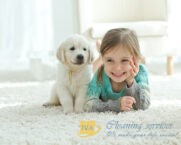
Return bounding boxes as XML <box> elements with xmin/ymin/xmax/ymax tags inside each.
<box><xmin>43</xmin><ymin>34</ymin><xmax>94</xmax><ymax>113</ymax></box>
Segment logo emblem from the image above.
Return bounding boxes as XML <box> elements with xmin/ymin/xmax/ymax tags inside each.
<box><xmin>78</xmin><ymin>121</ymin><xmax>101</xmax><ymax>138</ymax></box>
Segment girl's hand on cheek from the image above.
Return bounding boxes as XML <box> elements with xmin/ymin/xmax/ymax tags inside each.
<box><xmin>120</xmin><ymin>96</ymin><xmax>136</xmax><ymax>111</ymax></box>
<box><xmin>125</xmin><ymin>57</ymin><xmax>139</xmax><ymax>87</ymax></box>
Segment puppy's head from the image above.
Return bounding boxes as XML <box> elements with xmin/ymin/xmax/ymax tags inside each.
<box><xmin>57</xmin><ymin>34</ymin><xmax>94</xmax><ymax>69</ymax></box>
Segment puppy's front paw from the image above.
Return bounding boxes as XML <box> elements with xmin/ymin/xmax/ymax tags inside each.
<box><xmin>63</xmin><ymin>107</ymin><xmax>73</xmax><ymax>114</ymax></box>
<box><xmin>43</xmin><ymin>102</ymin><xmax>52</xmax><ymax>107</ymax></box>
<box><xmin>43</xmin><ymin>102</ymin><xmax>59</xmax><ymax>107</ymax></box>
<box><xmin>74</xmin><ymin>107</ymin><xmax>84</xmax><ymax>113</ymax></box>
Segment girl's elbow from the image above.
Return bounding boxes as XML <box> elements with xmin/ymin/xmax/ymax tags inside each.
<box><xmin>141</xmin><ymin>97</ymin><xmax>151</xmax><ymax>110</ymax></box>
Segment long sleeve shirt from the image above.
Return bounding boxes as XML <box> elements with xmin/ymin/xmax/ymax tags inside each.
<box><xmin>85</xmin><ymin>64</ymin><xmax>151</xmax><ymax>112</ymax></box>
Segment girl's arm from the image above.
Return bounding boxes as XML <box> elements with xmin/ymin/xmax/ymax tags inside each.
<box><xmin>84</xmin><ymin>98</ymin><xmax>121</xmax><ymax>112</ymax></box>
<box><xmin>125</xmin><ymin>79</ymin><xmax>151</xmax><ymax>110</ymax></box>
<box><xmin>125</xmin><ymin>63</ymin><xmax>151</xmax><ymax>110</ymax></box>
<box><xmin>124</xmin><ymin>58</ymin><xmax>151</xmax><ymax>110</ymax></box>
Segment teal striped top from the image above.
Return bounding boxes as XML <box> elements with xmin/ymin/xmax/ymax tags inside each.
<box><xmin>87</xmin><ymin>64</ymin><xmax>149</xmax><ymax>101</ymax></box>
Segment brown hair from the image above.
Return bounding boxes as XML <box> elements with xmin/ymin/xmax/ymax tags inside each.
<box><xmin>97</xmin><ymin>28</ymin><xmax>143</xmax><ymax>83</ymax></box>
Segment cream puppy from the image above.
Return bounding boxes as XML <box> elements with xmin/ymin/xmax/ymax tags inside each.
<box><xmin>43</xmin><ymin>34</ymin><xmax>94</xmax><ymax>113</ymax></box>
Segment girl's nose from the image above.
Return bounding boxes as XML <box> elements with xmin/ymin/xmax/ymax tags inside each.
<box><xmin>113</xmin><ymin>63</ymin><xmax>122</xmax><ymax>71</ymax></box>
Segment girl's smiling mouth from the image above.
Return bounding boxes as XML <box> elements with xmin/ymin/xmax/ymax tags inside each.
<box><xmin>111</xmin><ymin>72</ymin><xmax>127</xmax><ymax>77</ymax></box>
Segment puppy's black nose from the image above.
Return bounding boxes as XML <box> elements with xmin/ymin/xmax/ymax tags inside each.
<box><xmin>77</xmin><ymin>54</ymin><xmax>84</xmax><ymax>60</ymax></box>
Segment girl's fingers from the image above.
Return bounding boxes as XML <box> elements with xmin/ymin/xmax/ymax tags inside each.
<box><xmin>121</xmin><ymin>106</ymin><xmax>131</xmax><ymax>111</ymax></box>
<box><xmin>126</xmin><ymin>100</ymin><xmax>133</xmax><ymax>105</ymax></box>
<box><xmin>125</xmin><ymin>102</ymin><xmax>133</xmax><ymax>108</ymax></box>
<box><xmin>121</xmin><ymin>99</ymin><xmax>136</xmax><ymax>111</ymax></box>
<box><xmin>125</xmin><ymin>107</ymin><xmax>131</xmax><ymax>111</ymax></box>
<box><xmin>130</xmin><ymin>68</ymin><xmax>136</xmax><ymax>77</ymax></box>
<box><xmin>121</xmin><ymin>96</ymin><xmax>137</xmax><ymax>111</ymax></box>
<box><xmin>130</xmin><ymin>61</ymin><xmax>138</xmax><ymax>75</ymax></box>
<box><xmin>121</xmin><ymin>97</ymin><xmax>136</xmax><ymax>107</ymax></box>
<box><xmin>130</xmin><ymin>61</ymin><xmax>136</xmax><ymax>71</ymax></box>
<box><xmin>125</xmin><ymin>96</ymin><xmax>136</xmax><ymax>104</ymax></box>
<box><xmin>133</xmin><ymin>56</ymin><xmax>138</xmax><ymax>67</ymax></box>
<box><xmin>130</xmin><ymin>60</ymin><xmax>136</xmax><ymax>69</ymax></box>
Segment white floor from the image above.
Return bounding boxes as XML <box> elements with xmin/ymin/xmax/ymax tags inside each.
<box><xmin>0</xmin><ymin>63</ymin><xmax>181</xmax><ymax>145</ymax></box>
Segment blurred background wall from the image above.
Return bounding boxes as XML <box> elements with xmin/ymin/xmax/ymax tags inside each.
<box><xmin>0</xmin><ymin>0</ymin><xmax>180</xmax><ymax>81</ymax></box>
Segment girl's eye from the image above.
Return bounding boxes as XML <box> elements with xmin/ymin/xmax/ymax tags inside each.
<box><xmin>107</xmin><ymin>59</ymin><xmax>112</xmax><ymax>62</ymax></box>
<box><xmin>83</xmin><ymin>48</ymin><xmax>87</xmax><ymax>51</ymax></box>
<box><xmin>70</xmin><ymin>47</ymin><xmax>75</xmax><ymax>51</ymax></box>
<box><xmin>122</xmin><ymin>59</ymin><xmax>129</xmax><ymax>62</ymax></box>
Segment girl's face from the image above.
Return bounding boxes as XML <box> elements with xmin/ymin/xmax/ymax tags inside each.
<box><xmin>102</xmin><ymin>45</ymin><xmax>133</xmax><ymax>83</ymax></box>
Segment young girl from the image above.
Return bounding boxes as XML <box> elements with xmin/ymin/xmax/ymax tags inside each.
<box><xmin>85</xmin><ymin>28</ymin><xmax>151</xmax><ymax>112</ymax></box>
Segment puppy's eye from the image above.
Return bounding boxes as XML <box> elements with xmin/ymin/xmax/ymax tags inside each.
<box><xmin>70</xmin><ymin>47</ymin><xmax>75</xmax><ymax>51</ymax></box>
<box><xmin>83</xmin><ymin>48</ymin><xmax>87</xmax><ymax>51</ymax></box>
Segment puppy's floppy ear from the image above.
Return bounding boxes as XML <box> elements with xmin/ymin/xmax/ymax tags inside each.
<box><xmin>56</xmin><ymin>44</ymin><xmax>65</xmax><ymax>63</ymax></box>
<box><xmin>88</xmin><ymin>47</ymin><xmax>95</xmax><ymax>64</ymax></box>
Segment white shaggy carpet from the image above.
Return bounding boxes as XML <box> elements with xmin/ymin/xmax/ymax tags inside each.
<box><xmin>0</xmin><ymin>75</ymin><xmax>181</xmax><ymax>145</ymax></box>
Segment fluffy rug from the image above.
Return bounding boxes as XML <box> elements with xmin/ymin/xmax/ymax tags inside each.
<box><xmin>0</xmin><ymin>75</ymin><xmax>180</xmax><ymax>145</ymax></box>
